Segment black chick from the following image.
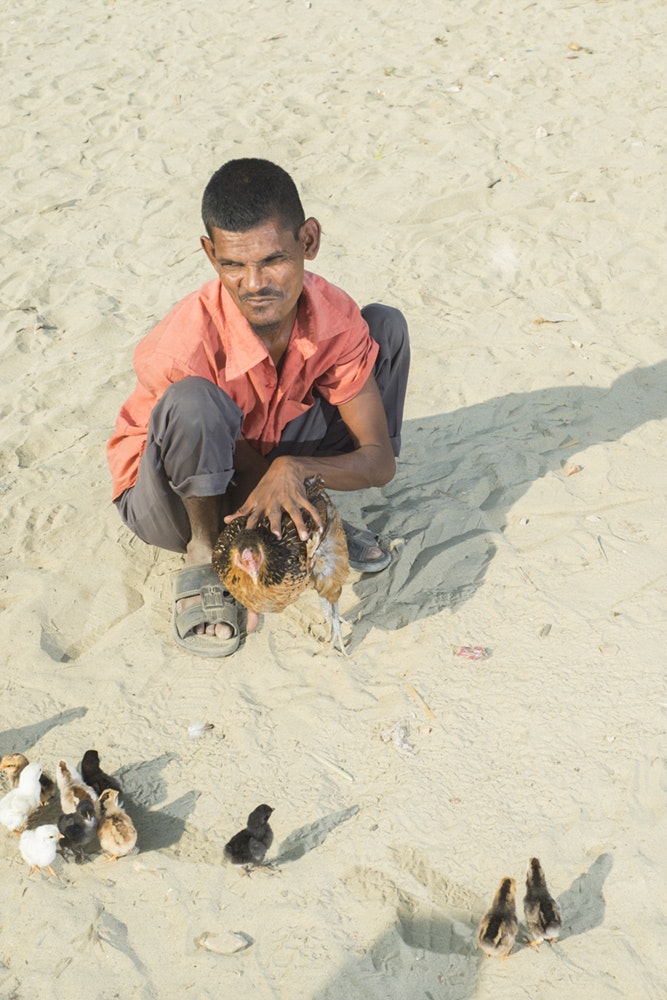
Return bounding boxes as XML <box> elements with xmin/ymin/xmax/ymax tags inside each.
<box><xmin>80</xmin><ymin>749</ymin><xmax>123</xmax><ymax>798</ymax></box>
<box><xmin>224</xmin><ymin>804</ymin><xmax>274</xmax><ymax>865</ymax></box>
<box><xmin>58</xmin><ymin>799</ymin><xmax>98</xmax><ymax>861</ymax></box>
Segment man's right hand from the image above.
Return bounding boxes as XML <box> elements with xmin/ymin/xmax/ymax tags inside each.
<box><xmin>223</xmin><ymin>454</ymin><xmax>323</xmax><ymax>541</ymax></box>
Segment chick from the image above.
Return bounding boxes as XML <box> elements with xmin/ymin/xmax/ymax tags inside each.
<box><xmin>478</xmin><ymin>877</ymin><xmax>519</xmax><ymax>959</ymax></box>
<box><xmin>19</xmin><ymin>824</ymin><xmax>62</xmax><ymax>877</ymax></box>
<box><xmin>1</xmin><ymin>752</ymin><xmax>56</xmax><ymax>806</ymax></box>
<box><xmin>80</xmin><ymin>749</ymin><xmax>123</xmax><ymax>798</ymax></box>
<box><xmin>56</xmin><ymin>760</ymin><xmax>98</xmax><ymax>814</ymax></box>
<box><xmin>0</xmin><ymin>761</ymin><xmax>43</xmax><ymax>833</ymax></box>
<box><xmin>213</xmin><ymin>475</ymin><xmax>350</xmax><ymax>654</ymax></box>
<box><xmin>524</xmin><ymin>857</ymin><xmax>562</xmax><ymax>947</ymax></box>
<box><xmin>224</xmin><ymin>804</ymin><xmax>274</xmax><ymax>865</ymax></box>
<box><xmin>58</xmin><ymin>800</ymin><xmax>98</xmax><ymax>861</ymax></box>
<box><xmin>97</xmin><ymin>789</ymin><xmax>137</xmax><ymax>860</ymax></box>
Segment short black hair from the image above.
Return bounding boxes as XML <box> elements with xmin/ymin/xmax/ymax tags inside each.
<box><xmin>202</xmin><ymin>158</ymin><xmax>306</xmax><ymax>238</ymax></box>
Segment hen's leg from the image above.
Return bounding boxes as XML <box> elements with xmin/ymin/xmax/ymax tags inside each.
<box><xmin>321</xmin><ymin>599</ymin><xmax>349</xmax><ymax>656</ymax></box>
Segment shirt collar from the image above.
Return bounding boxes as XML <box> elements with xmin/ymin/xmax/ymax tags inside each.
<box><xmin>202</xmin><ymin>272</ymin><xmax>343</xmax><ymax>379</ymax></box>
<box><xmin>202</xmin><ymin>279</ymin><xmax>269</xmax><ymax>380</ymax></box>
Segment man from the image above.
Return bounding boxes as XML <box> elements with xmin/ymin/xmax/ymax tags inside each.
<box><xmin>108</xmin><ymin>158</ymin><xmax>410</xmax><ymax>656</ymax></box>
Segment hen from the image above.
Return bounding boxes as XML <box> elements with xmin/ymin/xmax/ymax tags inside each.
<box><xmin>212</xmin><ymin>475</ymin><xmax>350</xmax><ymax>653</ymax></box>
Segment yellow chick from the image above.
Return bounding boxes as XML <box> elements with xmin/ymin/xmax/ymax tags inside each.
<box><xmin>477</xmin><ymin>876</ymin><xmax>519</xmax><ymax>959</ymax></box>
<box><xmin>524</xmin><ymin>857</ymin><xmax>562</xmax><ymax>947</ymax></box>
<box><xmin>56</xmin><ymin>760</ymin><xmax>98</xmax><ymax>814</ymax></box>
<box><xmin>0</xmin><ymin>761</ymin><xmax>43</xmax><ymax>833</ymax></box>
<box><xmin>1</xmin><ymin>752</ymin><xmax>56</xmax><ymax>806</ymax></box>
<box><xmin>97</xmin><ymin>789</ymin><xmax>137</xmax><ymax>860</ymax></box>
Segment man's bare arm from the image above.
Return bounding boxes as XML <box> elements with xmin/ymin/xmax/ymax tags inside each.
<box><xmin>225</xmin><ymin>377</ymin><xmax>395</xmax><ymax>538</ymax></box>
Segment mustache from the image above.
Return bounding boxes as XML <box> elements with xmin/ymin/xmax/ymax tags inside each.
<box><xmin>240</xmin><ymin>289</ymin><xmax>281</xmax><ymax>301</ymax></box>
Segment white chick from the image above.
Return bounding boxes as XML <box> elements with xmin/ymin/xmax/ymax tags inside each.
<box><xmin>1</xmin><ymin>753</ymin><xmax>56</xmax><ymax>805</ymax></box>
<box><xmin>56</xmin><ymin>760</ymin><xmax>98</xmax><ymax>814</ymax></box>
<box><xmin>0</xmin><ymin>761</ymin><xmax>43</xmax><ymax>833</ymax></box>
<box><xmin>19</xmin><ymin>824</ymin><xmax>62</xmax><ymax>877</ymax></box>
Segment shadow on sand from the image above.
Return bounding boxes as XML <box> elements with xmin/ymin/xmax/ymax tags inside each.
<box><xmin>274</xmin><ymin>805</ymin><xmax>360</xmax><ymax>865</ymax></box>
<box><xmin>314</xmin><ymin>853</ymin><xmax>615</xmax><ymax>999</ymax></box>
<box><xmin>313</xmin><ymin>912</ymin><xmax>482</xmax><ymax>1000</ymax></box>
<box><xmin>116</xmin><ymin>753</ymin><xmax>200</xmax><ymax>852</ymax></box>
<box><xmin>0</xmin><ymin>707</ymin><xmax>88</xmax><ymax>759</ymax></box>
<box><xmin>558</xmin><ymin>852</ymin><xmax>614</xmax><ymax>941</ymax></box>
<box><xmin>347</xmin><ymin>361</ymin><xmax>666</xmax><ymax>636</ymax></box>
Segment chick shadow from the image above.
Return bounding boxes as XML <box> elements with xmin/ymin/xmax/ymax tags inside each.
<box><xmin>71</xmin><ymin>904</ymin><xmax>149</xmax><ymax>977</ymax></box>
<box><xmin>558</xmin><ymin>851</ymin><xmax>613</xmax><ymax>940</ymax></box>
<box><xmin>273</xmin><ymin>804</ymin><xmax>360</xmax><ymax>865</ymax></box>
<box><xmin>396</xmin><ymin>903</ymin><xmax>479</xmax><ymax>957</ymax></box>
<box><xmin>0</xmin><ymin>707</ymin><xmax>88</xmax><ymax>758</ymax></box>
<box><xmin>344</xmin><ymin>361</ymin><xmax>667</xmax><ymax>637</ymax></box>
<box><xmin>314</xmin><ymin>910</ymin><xmax>482</xmax><ymax>1000</ymax></box>
<box><xmin>115</xmin><ymin>753</ymin><xmax>200</xmax><ymax>852</ymax></box>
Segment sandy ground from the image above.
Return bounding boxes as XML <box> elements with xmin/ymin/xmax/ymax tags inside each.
<box><xmin>1</xmin><ymin>0</ymin><xmax>666</xmax><ymax>997</ymax></box>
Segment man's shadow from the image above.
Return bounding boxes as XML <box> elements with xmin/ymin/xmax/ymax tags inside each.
<box><xmin>345</xmin><ymin>360</ymin><xmax>666</xmax><ymax>634</ymax></box>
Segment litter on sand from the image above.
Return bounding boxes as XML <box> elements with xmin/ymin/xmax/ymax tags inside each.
<box><xmin>453</xmin><ymin>646</ymin><xmax>491</xmax><ymax>660</ymax></box>
<box><xmin>381</xmin><ymin>721</ymin><xmax>417</xmax><ymax>757</ymax></box>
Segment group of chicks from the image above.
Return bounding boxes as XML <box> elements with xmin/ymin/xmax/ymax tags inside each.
<box><xmin>223</xmin><ymin>805</ymin><xmax>563</xmax><ymax>964</ymax></box>
<box><xmin>0</xmin><ymin>750</ymin><xmax>137</xmax><ymax>876</ymax></box>
<box><xmin>3</xmin><ymin>747</ymin><xmax>560</xmax><ymax>965</ymax></box>
<box><xmin>0</xmin><ymin>747</ymin><xmax>272</xmax><ymax>878</ymax></box>
<box><xmin>478</xmin><ymin>858</ymin><xmax>562</xmax><ymax>959</ymax></box>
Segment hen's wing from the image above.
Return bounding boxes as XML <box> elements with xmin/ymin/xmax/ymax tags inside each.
<box><xmin>305</xmin><ymin>482</ymin><xmax>349</xmax><ymax>604</ymax></box>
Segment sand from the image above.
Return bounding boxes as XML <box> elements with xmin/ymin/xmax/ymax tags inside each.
<box><xmin>1</xmin><ymin>0</ymin><xmax>666</xmax><ymax>996</ymax></box>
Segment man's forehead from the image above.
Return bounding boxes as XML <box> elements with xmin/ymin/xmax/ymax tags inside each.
<box><xmin>210</xmin><ymin>218</ymin><xmax>299</xmax><ymax>254</ymax></box>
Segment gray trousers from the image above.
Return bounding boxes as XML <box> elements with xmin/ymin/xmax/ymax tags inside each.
<box><xmin>115</xmin><ymin>303</ymin><xmax>410</xmax><ymax>553</ymax></box>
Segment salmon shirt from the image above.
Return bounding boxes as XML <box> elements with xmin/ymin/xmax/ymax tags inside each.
<box><xmin>107</xmin><ymin>272</ymin><xmax>378</xmax><ymax>499</ymax></box>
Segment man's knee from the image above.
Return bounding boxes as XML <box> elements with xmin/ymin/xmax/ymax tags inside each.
<box><xmin>361</xmin><ymin>303</ymin><xmax>409</xmax><ymax>358</ymax></box>
<box><xmin>152</xmin><ymin>377</ymin><xmax>244</xmax><ymax>444</ymax></box>
<box><xmin>157</xmin><ymin>376</ymin><xmax>230</xmax><ymax>422</ymax></box>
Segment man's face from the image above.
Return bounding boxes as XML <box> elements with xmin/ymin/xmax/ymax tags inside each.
<box><xmin>201</xmin><ymin>217</ymin><xmax>320</xmax><ymax>335</ymax></box>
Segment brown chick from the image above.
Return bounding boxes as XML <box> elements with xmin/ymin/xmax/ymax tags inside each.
<box><xmin>213</xmin><ymin>475</ymin><xmax>350</xmax><ymax>653</ymax></box>
<box><xmin>477</xmin><ymin>877</ymin><xmax>519</xmax><ymax>959</ymax></box>
<box><xmin>98</xmin><ymin>789</ymin><xmax>137</xmax><ymax>860</ymax></box>
<box><xmin>56</xmin><ymin>760</ymin><xmax>98</xmax><ymax>815</ymax></box>
<box><xmin>1</xmin><ymin>753</ymin><xmax>56</xmax><ymax>806</ymax></box>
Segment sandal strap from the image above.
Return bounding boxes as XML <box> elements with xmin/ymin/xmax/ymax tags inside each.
<box><xmin>173</xmin><ymin>565</ymin><xmax>239</xmax><ymax>641</ymax></box>
<box><xmin>342</xmin><ymin>521</ymin><xmax>392</xmax><ymax>572</ymax></box>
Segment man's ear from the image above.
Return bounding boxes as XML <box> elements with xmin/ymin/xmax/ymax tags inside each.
<box><xmin>200</xmin><ymin>235</ymin><xmax>217</xmax><ymax>268</ymax></box>
<box><xmin>300</xmin><ymin>217</ymin><xmax>321</xmax><ymax>260</ymax></box>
